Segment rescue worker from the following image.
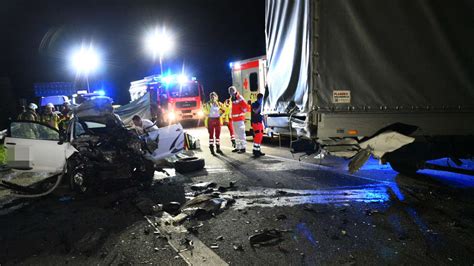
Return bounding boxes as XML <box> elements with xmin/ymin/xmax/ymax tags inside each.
<box><xmin>17</xmin><ymin>103</ymin><xmax>38</xmax><ymax>121</ymax></box>
<box><xmin>251</xmin><ymin>93</ymin><xmax>265</xmax><ymax>157</ymax></box>
<box><xmin>132</xmin><ymin>115</ymin><xmax>159</xmax><ymax>134</ymax></box>
<box><xmin>40</xmin><ymin>103</ymin><xmax>61</xmax><ymax>130</ymax></box>
<box><xmin>222</xmin><ymin>98</ymin><xmax>236</xmax><ymax>148</ymax></box>
<box><xmin>58</xmin><ymin>102</ymin><xmax>72</xmax><ymax>132</ymax></box>
<box><xmin>203</xmin><ymin>92</ymin><xmax>225</xmax><ymax>155</ymax></box>
<box><xmin>228</xmin><ymin>86</ymin><xmax>249</xmax><ymax>153</ymax></box>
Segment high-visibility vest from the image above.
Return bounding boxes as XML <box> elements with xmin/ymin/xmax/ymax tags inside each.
<box><xmin>202</xmin><ymin>101</ymin><xmax>224</xmax><ymax>127</ymax></box>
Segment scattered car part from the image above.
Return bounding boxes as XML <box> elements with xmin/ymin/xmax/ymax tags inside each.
<box><xmin>191</xmin><ymin>182</ymin><xmax>217</xmax><ymax>191</ymax></box>
<box><xmin>249</xmin><ymin>229</ymin><xmax>283</xmax><ymax>247</ymax></box>
<box><xmin>175</xmin><ymin>157</ymin><xmax>205</xmax><ymax>173</ymax></box>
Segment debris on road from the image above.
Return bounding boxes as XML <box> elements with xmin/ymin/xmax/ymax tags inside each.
<box><xmin>181</xmin><ymin>194</ymin><xmax>231</xmax><ymax>216</ymax></box>
<box><xmin>172</xmin><ymin>213</ymin><xmax>189</xmax><ymax>225</ymax></box>
<box><xmin>276</xmin><ymin>214</ymin><xmax>287</xmax><ymax>220</ymax></box>
<box><xmin>233</xmin><ymin>244</ymin><xmax>244</xmax><ymax>251</ymax></box>
<box><xmin>191</xmin><ymin>182</ymin><xmax>217</xmax><ymax>191</ymax></box>
<box><xmin>134</xmin><ymin>197</ymin><xmax>158</xmax><ymax>215</ymax></box>
<box><xmin>163</xmin><ymin>202</ymin><xmax>181</xmax><ymax>214</ymax></box>
<box><xmin>216</xmin><ymin>235</ymin><xmax>224</xmax><ymax>241</ymax></box>
<box><xmin>249</xmin><ymin>229</ymin><xmax>283</xmax><ymax>247</ymax></box>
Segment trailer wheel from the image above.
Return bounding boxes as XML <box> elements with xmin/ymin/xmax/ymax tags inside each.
<box><xmin>389</xmin><ymin>160</ymin><xmax>420</xmax><ymax>175</ymax></box>
<box><xmin>175</xmin><ymin>157</ymin><xmax>205</xmax><ymax>173</ymax></box>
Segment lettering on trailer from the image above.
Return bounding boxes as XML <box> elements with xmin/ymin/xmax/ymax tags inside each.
<box><xmin>332</xmin><ymin>90</ymin><xmax>351</xmax><ymax>104</ymax></box>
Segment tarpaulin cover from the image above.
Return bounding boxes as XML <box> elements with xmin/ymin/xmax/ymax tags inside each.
<box><xmin>115</xmin><ymin>92</ymin><xmax>152</xmax><ymax>125</ymax></box>
<box><xmin>74</xmin><ymin>96</ymin><xmax>114</xmax><ymax>118</ymax></box>
<box><xmin>265</xmin><ymin>0</ymin><xmax>474</xmax><ymax>113</ymax></box>
<box><xmin>265</xmin><ymin>0</ymin><xmax>310</xmax><ymax>114</ymax></box>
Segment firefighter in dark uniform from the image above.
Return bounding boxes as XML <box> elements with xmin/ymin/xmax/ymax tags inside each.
<box><xmin>251</xmin><ymin>93</ymin><xmax>265</xmax><ymax>157</ymax></box>
<box><xmin>17</xmin><ymin>103</ymin><xmax>39</xmax><ymax>121</ymax></box>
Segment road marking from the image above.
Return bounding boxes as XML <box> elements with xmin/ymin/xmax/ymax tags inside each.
<box><xmin>147</xmin><ymin>212</ymin><xmax>229</xmax><ymax>266</ymax></box>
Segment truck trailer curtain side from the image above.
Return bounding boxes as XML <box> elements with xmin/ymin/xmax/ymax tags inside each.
<box><xmin>265</xmin><ymin>0</ymin><xmax>474</xmax><ymax>114</ymax></box>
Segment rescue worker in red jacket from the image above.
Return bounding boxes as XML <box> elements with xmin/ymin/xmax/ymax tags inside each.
<box><xmin>203</xmin><ymin>92</ymin><xmax>225</xmax><ymax>155</ymax></box>
<box><xmin>228</xmin><ymin>86</ymin><xmax>249</xmax><ymax>153</ymax></box>
<box><xmin>251</xmin><ymin>93</ymin><xmax>265</xmax><ymax>157</ymax></box>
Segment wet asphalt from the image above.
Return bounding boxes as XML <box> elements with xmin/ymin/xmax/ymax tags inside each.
<box><xmin>1</xmin><ymin>126</ymin><xmax>474</xmax><ymax>265</ymax></box>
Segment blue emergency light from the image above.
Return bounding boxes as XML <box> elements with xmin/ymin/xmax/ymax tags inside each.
<box><xmin>93</xmin><ymin>90</ymin><xmax>106</xmax><ymax>96</ymax></box>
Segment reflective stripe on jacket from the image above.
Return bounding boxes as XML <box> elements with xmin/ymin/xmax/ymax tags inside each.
<box><xmin>231</xmin><ymin>93</ymin><xmax>249</xmax><ymax>122</ymax></box>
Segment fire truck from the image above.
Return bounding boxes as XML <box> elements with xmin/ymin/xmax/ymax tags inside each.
<box><xmin>129</xmin><ymin>74</ymin><xmax>205</xmax><ymax>124</ymax></box>
<box><xmin>229</xmin><ymin>56</ymin><xmax>267</xmax><ymax>129</ymax></box>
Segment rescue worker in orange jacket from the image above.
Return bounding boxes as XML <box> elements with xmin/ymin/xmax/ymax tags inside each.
<box><xmin>222</xmin><ymin>98</ymin><xmax>236</xmax><ymax>148</ymax></box>
<box><xmin>203</xmin><ymin>92</ymin><xmax>225</xmax><ymax>155</ymax></box>
<box><xmin>228</xmin><ymin>86</ymin><xmax>249</xmax><ymax>153</ymax></box>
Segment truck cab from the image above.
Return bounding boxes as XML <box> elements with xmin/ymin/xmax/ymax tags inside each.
<box><xmin>129</xmin><ymin>74</ymin><xmax>205</xmax><ymax>124</ymax></box>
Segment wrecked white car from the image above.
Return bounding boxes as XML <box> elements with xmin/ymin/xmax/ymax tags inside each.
<box><xmin>3</xmin><ymin>98</ymin><xmax>186</xmax><ymax>194</ymax></box>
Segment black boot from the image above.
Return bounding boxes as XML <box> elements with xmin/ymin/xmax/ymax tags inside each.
<box><xmin>253</xmin><ymin>150</ymin><xmax>265</xmax><ymax>157</ymax></box>
<box><xmin>209</xmin><ymin>145</ymin><xmax>216</xmax><ymax>155</ymax></box>
<box><xmin>232</xmin><ymin>144</ymin><xmax>239</xmax><ymax>152</ymax></box>
<box><xmin>237</xmin><ymin>149</ymin><xmax>246</xmax><ymax>154</ymax></box>
<box><xmin>231</xmin><ymin>139</ymin><xmax>236</xmax><ymax>148</ymax></box>
<box><xmin>216</xmin><ymin>144</ymin><xmax>224</xmax><ymax>155</ymax></box>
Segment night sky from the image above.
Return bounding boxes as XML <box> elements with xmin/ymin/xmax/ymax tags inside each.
<box><xmin>0</xmin><ymin>0</ymin><xmax>265</xmax><ymax>127</ymax></box>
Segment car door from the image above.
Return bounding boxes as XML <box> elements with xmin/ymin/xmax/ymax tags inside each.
<box><xmin>146</xmin><ymin>123</ymin><xmax>184</xmax><ymax>161</ymax></box>
<box><xmin>4</xmin><ymin>121</ymin><xmax>74</xmax><ymax>173</ymax></box>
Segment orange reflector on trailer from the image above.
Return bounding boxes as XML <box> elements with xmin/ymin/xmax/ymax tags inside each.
<box><xmin>347</xmin><ymin>130</ymin><xmax>358</xmax><ymax>135</ymax></box>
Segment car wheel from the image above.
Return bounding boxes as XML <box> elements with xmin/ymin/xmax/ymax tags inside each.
<box><xmin>175</xmin><ymin>157</ymin><xmax>205</xmax><ymax>173</ymax></box>
<box><xmin>68</xmin><ymin>166</ymin><xmax>89</xmax><ymax>193</ymax></box>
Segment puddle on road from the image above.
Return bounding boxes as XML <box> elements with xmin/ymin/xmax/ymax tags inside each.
<box><xmin>224</xmin><ymin>185</ymin><xmax>390</xmax><ymax>209</ymax></box>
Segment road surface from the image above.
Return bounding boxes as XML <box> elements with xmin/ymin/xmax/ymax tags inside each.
<box><xmin>1</xmin><ymin>126</ymin><xmax>474</xmax><ymax>265</ymax></box>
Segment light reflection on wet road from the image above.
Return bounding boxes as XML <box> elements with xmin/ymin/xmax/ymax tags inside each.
<box><xmin>224</xmin><ymin>184</ymin><xmax>390</xmax><ymax>209</ymax></box>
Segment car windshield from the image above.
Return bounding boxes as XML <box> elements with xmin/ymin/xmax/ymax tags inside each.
<box><xmin>167</xmin><ymin>83</ymin><xmax>199</xmax><ymax>98</ymax></box>
<box><xmin>10</xmin><ymin>121</ymin><xmax>59</xmax><ymax>141</ymax></box>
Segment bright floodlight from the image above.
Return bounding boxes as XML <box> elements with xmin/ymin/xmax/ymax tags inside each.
<box><xmin>71</xmin><ymin>46</ymin><xmax>100</xmax><ymax>75</ymax></box>
<box><xmin>177</xmin><ymin>74</ymin><xmax>188</xmax><ymax>84</ymax></box>
<box><xmin>145</xmin><ymin>28</ymin><xmax>174</xmax><ymax>59</ymax></box>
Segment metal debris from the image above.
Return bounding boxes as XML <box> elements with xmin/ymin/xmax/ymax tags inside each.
<box><xmin>249</xmin><ymin>229</ymin><xmax>283</xmax><ymax>247</ymax></box>
<box><xmin>233</xmin><ymin>244</ymin><xmax>244</xmax><ymax>251</ymax></box>
<box><xmin>163</xmin><ymin>202</ymin><xmax>181</xmax><ymax>214</ymax></box>
<box><xmin>191</xmin><ymin>182</ymin><xmax>217</xmax><ymax>191</ymax></box>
